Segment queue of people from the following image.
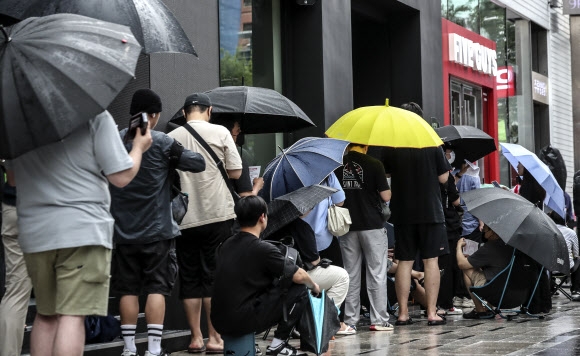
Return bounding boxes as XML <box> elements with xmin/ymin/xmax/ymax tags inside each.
<box><xmin>1</xmin><ymin>93</ymin><xmax>578</xmax><ymax>356</ymax></box>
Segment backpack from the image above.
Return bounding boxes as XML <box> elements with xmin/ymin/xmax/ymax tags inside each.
<box><xmin>267</xmin><ymin>237</ymin><xmax>303</xmax><ymax>322</ymax></box>
<box><xmin>85</xmin><ymin>315</ymin><xmax>121</xmax><ymax>344</ymax></box>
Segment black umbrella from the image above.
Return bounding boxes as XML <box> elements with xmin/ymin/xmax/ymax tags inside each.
<box><xmin>0</xmin><ymin>14</ymin><xmax>142</xmax><ymax>159</ymax></box>
<box><xmin>436</xmin><ymin>125</ymin><xmax>496</xmax><ymax>163</ymax></box>
<box><xmin>0</xmin><ymin>0</ymin><xmax>196</xmax><ymax>55</ymax></box>
<box><xmin>261</xmin><ymin>185</ymin><xmax>337</xmax><ymax>238</ymax></box>
<box><xmin>462</xmin><ymin>188</ymin><xmax>569</xmax><ymax>274</ymax></box>
<box><xmin>169</xmin><ymin>86</ymin><xmax>315</xmax><ymax>134</ymax></box>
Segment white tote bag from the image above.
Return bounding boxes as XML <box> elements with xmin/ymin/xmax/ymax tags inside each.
<box><xmin>327</xmin><ymin>204</ymin><xmax>352</xmax><ymax>237</ymax></box>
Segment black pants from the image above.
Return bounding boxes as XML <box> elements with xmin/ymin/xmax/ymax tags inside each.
<box><xmin>319</xmin><ymin>237</ymin><xmax>346</xmax><ymax>322</ymax></box>
<box><xmin>437</xmin><ymin>237</ymin><xmax>467</xmax><ymax>309</ymax></box>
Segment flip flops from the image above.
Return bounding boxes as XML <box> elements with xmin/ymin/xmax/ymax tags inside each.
<box><xmin>427</xmin><ymin>317</ymin><xmax>447</xmax><ymax>326</ymax></box>
<box><xmin>187</xmin><ymin>345</ymin><xmax>206</xmax><ymax>354</ymax></box>
<box><xmin>395</xmin><ymin>318</ymin><xmax>414</xmax><ymax>326</ymax></box>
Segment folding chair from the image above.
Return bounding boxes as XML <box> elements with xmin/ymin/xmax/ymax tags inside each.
<box><xmin>469</xmin><ymin>248</ymin><xmax>543</xmax><ymax>320</ymax></box>
<box><xmin>550</xmin><ymin>257</ymin><xmax>580</xmax><ymax>301</ymax></box>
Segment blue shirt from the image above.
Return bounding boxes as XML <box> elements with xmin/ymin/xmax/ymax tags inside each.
<box><xmin>457</xmin><ymin>174</ymin><xmax>481</xmax><ymax>236</ymax></box>
<box><xmin>301</xmin><ymin>172</ymin><xmax>346</xmax><ymax>251</ymax></box>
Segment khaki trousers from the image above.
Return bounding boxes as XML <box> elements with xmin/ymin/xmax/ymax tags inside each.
<box><xmin>0</xmin><ymin>203</ymin><xmax>32</xmax><ymax>356</ymax></box>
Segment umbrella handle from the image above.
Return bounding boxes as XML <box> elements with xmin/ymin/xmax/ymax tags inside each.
<box><xmin>0</xmin><ymin>26</ymin><xmax>11</xmax><ymax>42</ymax></box>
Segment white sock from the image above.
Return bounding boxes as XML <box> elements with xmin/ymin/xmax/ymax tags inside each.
<box><xmin>269</xmin><ymin>337</ymin><xmax>284</xmax><ymax>349</ymax></box>
<box><xmin>147</xmin><ymin>324</ymin><xmax>163</xmax><ymax>355</ymax></box>
<box><xmin>121</xmin><ymin>324</ymin><xmax>137</xmax><ymax>352</ymax></box>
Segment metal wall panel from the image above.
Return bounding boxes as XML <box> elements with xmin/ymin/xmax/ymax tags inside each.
<box><xmin>153</xmin><ymin>0</ymin><xmax>220</xmax><ymax>131</ymax></box>
<box><xmin>498</xmin><ymin>0</ymin><xmax>550</xmax><ymax>29</ymax></box>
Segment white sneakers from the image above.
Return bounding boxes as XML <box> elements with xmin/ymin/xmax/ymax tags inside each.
<box><xmin>453</xmin><ymin>296</ymin><xmax>475</xmax><ymax>308</ymax></box>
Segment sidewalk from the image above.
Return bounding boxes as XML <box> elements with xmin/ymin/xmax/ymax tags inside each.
<box><xmin>172</xmin><ymin>293</ymin><xmax>580</xmax><ymax>355</ymax></box>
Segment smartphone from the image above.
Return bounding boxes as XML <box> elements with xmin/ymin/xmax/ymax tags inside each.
<box><xmin>124</xmin><ymin>112</ymin><xmax>148</xmax><ymax>143</ymax></box>
<box><xmin>492</xmin><ymin>180</ymin><xmax>501</xmax><ymax>188</ymax></box>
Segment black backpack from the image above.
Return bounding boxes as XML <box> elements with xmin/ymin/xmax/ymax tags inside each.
<box><xmin>267</xmin><ymin>238</ymin><xmax>303</xmax><ymax>322</ymax></box>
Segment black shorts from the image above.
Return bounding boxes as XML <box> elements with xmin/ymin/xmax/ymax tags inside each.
<box><xmin>394</xmin><ymin>223</ymin><xmax>449</xmax><ymax>261</ymax></box>
<box><xmin>112</xmin><ymin>239</ymin><xmax>177</xmax><ymax>296</ymax></box>
<box><xmin>176</xmin><ymin>219</ymin><xmax>234</xmax><ymax>299</ymax></box>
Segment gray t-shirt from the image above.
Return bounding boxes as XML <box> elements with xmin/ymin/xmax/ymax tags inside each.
<box><xmin>9</xmin><ymin>111</ymin><xmax>133</xmax><ymax>253</ymax></box>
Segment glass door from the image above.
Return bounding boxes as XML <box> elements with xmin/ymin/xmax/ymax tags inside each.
<box><xmin>449</xmin><ymin>79</ymin><xmax>485</xmax><ymax>180</ymax></box>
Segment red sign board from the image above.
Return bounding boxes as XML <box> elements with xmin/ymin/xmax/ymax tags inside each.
<box><xmin>496</xmin><ymin>66</ymin><xmax>516</xmax><ymax>98</ymax></box>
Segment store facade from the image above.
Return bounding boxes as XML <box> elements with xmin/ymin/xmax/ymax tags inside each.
<box><xmin>442</xmin><ymin>18</ymin><xmax>500</xmax><ymax>182</ymax></box>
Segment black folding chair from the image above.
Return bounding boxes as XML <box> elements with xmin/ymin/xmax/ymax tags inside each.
<box><xmin>550</xmin><ymin>257</ymin><xmax>580</xmax><ymax>301</ymax></box>
<box><xmin>469</xmin><ymin>248</ymin><xmax>543</xmax><ymax>320</ymax></box>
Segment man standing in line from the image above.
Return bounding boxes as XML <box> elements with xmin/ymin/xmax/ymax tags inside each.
<box><xmin>382</xmin><ymin>103</ymin><xmax>450</xmax><ymax>326</ymax></box>
<box><xmin>0</xmin><ymin>168</ymin><xmax>32</xmax><ymax>356</ymax></box>
<box><xmin>335</xmin><ymin>143</ymin><xmax>392</xmax><ymax>332</ymax></box>
<box><xmin>168</xmin><ymin>93</ymin><xmax>242</xmax><ymax>354</ymax></box>
<box><xmin>110</xmin><ymin>89</ymin><xmax>206</xmax><ymax>356</ymax></box>
<box><xmin>6</xmin><ymin>110</ymin><xmax>152</xmax><ymax>356</ymax></box>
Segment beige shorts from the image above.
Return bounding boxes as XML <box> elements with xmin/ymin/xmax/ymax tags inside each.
<box><xmin>469</xmin><ymin>270</ymin><xmax>487</xmax><ymax>287</ymax></box>
<box><xmin>24</xmin><ymin>245</ymin><xmax>111</xmax><ymax>316</ymax></box>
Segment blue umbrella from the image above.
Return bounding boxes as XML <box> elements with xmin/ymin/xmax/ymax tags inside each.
<box><xmin>500</xmin><ymin>143</ymin><xmax>565</xmax><ymax>218</ymax></box>
<box><xmin>261</xmin><ymin>137</ymin><xmax>349</xmax><ymax>202</ymax></box>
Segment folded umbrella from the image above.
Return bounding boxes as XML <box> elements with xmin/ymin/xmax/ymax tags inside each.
<box><xmin>169</xmin><ymin>86</ymin><xmax>315</xmax><ymax>134</ymax></box>
<box><xmin>0</xmin><ymin>0</ymin><xmax>196</xmax><ymax>55</ymax></box>
<box><xmin>261</xmin><ymin>137</ymin><xmax>349</xmax><ymax>202</ymax></box>
<box><xmin>325</xmin><ymin>99</ymin><xmax>443</xmax><ymax>148</ymax></box>
<box><xmin>297</xmin><ymin>290</ymin><xmax>340</xmax><ymax>356</ymax></box>
<box><xmin>499</xmin><ymin>143</ymin><xmax>565</xmax><ymax>218</ymax></box>
<box><xmin>262</xmin><ymin>185</ymin><xmax>338</xmax><ymax>238</ymax></box>
<box><xmin>436</xmin><ymin>125</ymin><xmax>496</xmax><ymax>162</ymax></box>
<box><xmin>462</xmin><ymin>188</ymin><xmax>569</xmax><ymax>274</ymax></box>
<box><xmin>0</xmin><ymin>14</ymin><xmax>142</xmax><ymax>159</ymax></box>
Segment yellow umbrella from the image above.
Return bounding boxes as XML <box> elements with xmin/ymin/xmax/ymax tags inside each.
<box><xmin>325</xmin><ymin>99</ymin><xmax>443</xmax><ymax>148</ymax></box>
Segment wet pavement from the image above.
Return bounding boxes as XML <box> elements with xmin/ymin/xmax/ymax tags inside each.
<box><xmin>172</xmin><ymin>293</ymin><xmax>580</xmax><ymax>356</ymax></box>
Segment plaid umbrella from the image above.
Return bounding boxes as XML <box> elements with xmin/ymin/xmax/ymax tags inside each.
<box><xmin>261</xmin><ymin>185</ymin><xmax>337</xmax><ymax>238</ymax></box>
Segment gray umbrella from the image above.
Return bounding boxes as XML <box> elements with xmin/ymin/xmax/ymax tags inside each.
<box><xmin>0</xmin><ymin>0</ymin><xmax>196</xmax><ymax>55</ymax></box>
<box><xmin>0</xmin><ymin>14</ymin><xmax>142</xmax><ymax>159</ymax></box>
<box><xmin>261</xmin><ymin>185</ymin><xmax>338</xmax><ymax>239</ymax></box>
<box><xmin>462</xmin><ymin>188</ymin><xmax>569</xmax><ymax>274</ymax></box>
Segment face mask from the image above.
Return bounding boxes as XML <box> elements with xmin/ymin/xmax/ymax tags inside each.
<box><xmin>447</xmin><ymin>150</ymin><xmax>455</xmax><ymax>164</ymax></box>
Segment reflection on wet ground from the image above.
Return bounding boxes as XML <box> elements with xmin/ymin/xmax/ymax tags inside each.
<box><xmin>174</xmin><ymin>294</ymin><xmax>580</xmax><ymax>355</ymax></box>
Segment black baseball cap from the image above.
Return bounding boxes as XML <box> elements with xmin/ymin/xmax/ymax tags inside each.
<box><xmin>183</xmin><ymin>93</ymin><xmax>211</xmax><ymax>109</ymax></box>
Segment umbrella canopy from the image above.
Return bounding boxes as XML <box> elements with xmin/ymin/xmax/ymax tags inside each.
<box><xmin>262</xmin><ymin>185</ymin><xmax>338</xmax><ymax>238</ymax></box>
<box><xmin>298</xmin><ymin>290</ymin><xmax>340</xmax><ymax>356</ymax></box>
<box><xmin>461</xmin><ymin>188</ymin><xmax>569</xmax><ymax>274</ymax></box>
<box><xmin>0</xmin><ymin>14</ymin><xmax>142</xmax><ymax>159</ymax></box>
<box><xmin>0</xmin><ymin>0</ymin><xmax>196</xmax><ymax>55</ymax></box>
<box><xmin>435</xmin><ymin>125</ymin><xmax>496</xmax><ymax>162</ymax></box>
<box><xmin>500</xmin><ymin>143</ymin><xmax>566</xmax><ymax>218</ymax></box>
<box><xmin>261</xmin><ymin>137</ymin><xmax>349</xmax><ymax>202</ymax></box>
<box><xmin>325</xmin><ymin>99</ymin><xmax>443</xmax><ymax>148</ymax></box>
<box><xmin>169</xmin><ymin>86</ymin><xmax>315</xmax><ymax>134</ymax></box>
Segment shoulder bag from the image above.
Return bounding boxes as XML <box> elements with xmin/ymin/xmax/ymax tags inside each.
<box><xmin>327</xmin><ymin>196</ymin><xmax>352</xmax><ymax>236</ymax></box>
<box><xmin>182</xmin><ymin>124</ymin><xmax>240</xmax><ymax>203</ymax></box>
<box><xmin>168</xmin><ymin>140</ymin><xmax>189</xmax><ymax>224</ymax></box>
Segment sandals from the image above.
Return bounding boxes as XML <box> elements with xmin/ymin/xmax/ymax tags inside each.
<box><xmin>336</xmin><ymin>325</ymin><xmax>356</xmax><ymax>335</ymax></box>
<box><xmin>395</xmin><ymin>318</ymin><xmax>414</xmax><ymax>326</ymax></box>
<box><xmin>427</xmin><ymin>318</ymin><xmax>447</xmax><ymax>326</ymax></box>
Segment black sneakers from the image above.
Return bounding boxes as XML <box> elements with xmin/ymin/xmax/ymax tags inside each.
<box><xmin>265</xmin><ymin>342</ymin><xmax>306</xmax><ymax>356</ymax></box>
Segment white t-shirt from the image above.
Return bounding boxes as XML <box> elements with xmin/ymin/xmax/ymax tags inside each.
<box><xmin>10</xmin><ymin>111</ymin><xmax>133</xmax><ymax>253</ymax></box>
<box><xmin>168</xmin><ymin>120</ymin><xmax>242</xmax><ymax>229</ymax></box>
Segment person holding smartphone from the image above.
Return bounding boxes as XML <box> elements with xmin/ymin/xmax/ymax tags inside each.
<box><xmin>109</xmin><ymin>89</ymin><xmax>206</xmax><ymax>356</ymax></box>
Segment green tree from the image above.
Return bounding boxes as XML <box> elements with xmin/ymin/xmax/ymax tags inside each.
<box><xmin>220</xmin><ymin>48</ymin><xmax>252</xmax><ymax>86</ymax></box>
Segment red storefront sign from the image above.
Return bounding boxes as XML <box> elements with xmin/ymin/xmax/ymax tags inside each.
<box><xmin>442</xmin><ymin>18</ymin><xmax>499</xmax><ymax>182</ymax></box>
<box><xmin>496</xmin><ymin>66</ymin><xmax>516</xmax><ymax>98</ymax></box>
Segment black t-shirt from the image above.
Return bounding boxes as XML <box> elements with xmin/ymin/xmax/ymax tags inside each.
<box><xmin>211</xmin><ymin>232</ymin><xmax>297</xmax><ymax>329</ymax></box>
<box><xmin>382</xmin><ymin>146</ymin><xmax>450</xmax><ymax>224</ymax></box>
<box><xmin>467</xmin><ymin>239</ymin><xmax>514</xmax><ymax>281</ymax></box>
<box><xmin>334</xmin><ymin>151</ymin><xmax>390</xmax><ymax>231</ymax></box>
<box><xmin>267</xmin><ymin>219</ymin><xmax>319</xmax><ymax>263</ymax></box>
<box><xmin>232</xmin><ymin>158</ymin><xmax>253</xmax><ymax>194</ymax></box>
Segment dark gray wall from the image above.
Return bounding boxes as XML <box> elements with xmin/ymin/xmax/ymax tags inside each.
<box><xmin>399</xmin><ymin>0</ymin><xmax>444</xmax><ymax>123</ymax></box>
<box><xmin>281</xmin><ymin>1</ymin><xmax>353</xmax><ymax>142</ymax></box>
